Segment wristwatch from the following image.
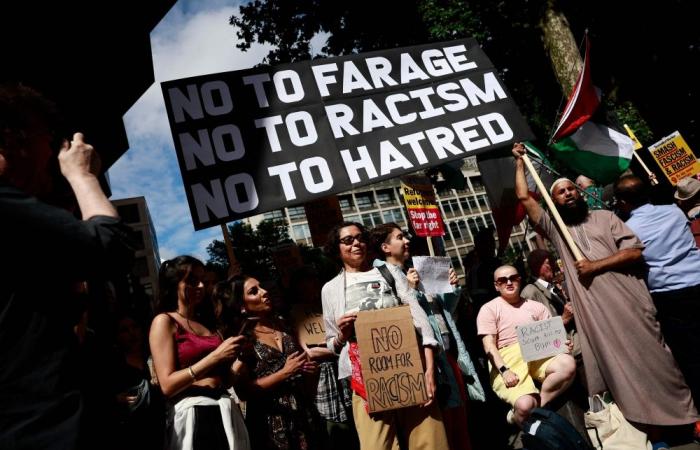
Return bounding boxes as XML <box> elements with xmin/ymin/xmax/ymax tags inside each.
<box><xmin>499</xmin><ymin>365</ymin><xmax>509</xmax><ymax>374</ymax></box>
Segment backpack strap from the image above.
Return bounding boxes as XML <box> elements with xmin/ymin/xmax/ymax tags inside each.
<box><xmin>377</xmin><ymin>264</ymin><xmax>398</xmax><ymax>300</ymax></box>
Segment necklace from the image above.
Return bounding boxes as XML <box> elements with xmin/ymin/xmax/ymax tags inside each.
<box><xmin>255</xmin><ymin>328</ymin><xmax>276</xmax><ymax>334</ymax></box>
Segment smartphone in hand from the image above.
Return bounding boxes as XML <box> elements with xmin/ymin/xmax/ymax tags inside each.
<box><xmin>237</xmin><ymin>316</ymin><xmax>260</xmax><ymax>335</ymax></box>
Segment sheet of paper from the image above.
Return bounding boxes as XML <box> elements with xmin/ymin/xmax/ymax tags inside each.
<box><xmin>412</xmin><ymin>256</ymin><xmax>452</xmax><ymax>294</ymax></box>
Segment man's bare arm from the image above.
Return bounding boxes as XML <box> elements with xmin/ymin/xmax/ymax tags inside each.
<box><xmin>513</xmin><ymin>143</ymin><xmax>542</xmax><ymax>223</ymax></box>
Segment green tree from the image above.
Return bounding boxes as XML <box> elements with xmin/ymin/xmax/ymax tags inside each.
<box><xmin>230</xmin><ymin>0</ymin><xmax>697</xmax><ymax>151</ymax></box>
<box><xmin>206</xmin><ymin>219</ymin><xmax>291</xmax><ymax>277</ymax></box>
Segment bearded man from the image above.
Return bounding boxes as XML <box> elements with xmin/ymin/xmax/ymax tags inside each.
<box><xmin>512</xmin><ymin>143</ymin><xmax>697</xmax><ymax>428</ymax></box>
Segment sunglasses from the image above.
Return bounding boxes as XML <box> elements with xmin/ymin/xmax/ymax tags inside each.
<box><xmin>495</xmin><ymin>274</ymin><xmax>521</xmax><ymax>285</ymax></box>
<box><xmin>339</xmin><ymin>233</ymin><xmax>367</xmax><ymax>246</ymax></box>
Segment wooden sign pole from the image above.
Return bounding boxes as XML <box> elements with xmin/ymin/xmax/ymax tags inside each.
<box><xmin>220</xmin><ymin>223</ymin><xmax>241</xmax><ymax>275</ymax></box>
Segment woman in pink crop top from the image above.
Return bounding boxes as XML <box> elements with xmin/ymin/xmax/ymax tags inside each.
<box><xmin>149</xmin><ymin>255</ymin><xmax>249</xmax><ymax>449</ymax></box>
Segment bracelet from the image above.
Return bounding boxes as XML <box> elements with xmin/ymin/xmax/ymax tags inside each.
<box><xmin>188</xmin><ymin>365</ymin><xmax>198</xmax><ymax>380</ymax></box>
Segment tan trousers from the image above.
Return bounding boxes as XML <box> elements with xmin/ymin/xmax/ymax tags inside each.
<box><xmin>351</xmin><ymin>394</ymin><xmax>449</xmax><ymax>450</ymax></box>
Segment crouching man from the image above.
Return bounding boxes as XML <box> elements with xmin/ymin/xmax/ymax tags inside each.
<box><xmin>476</xmin><ymin>265</ymin><xmax>575</xmax><ymax>427</ymax></box>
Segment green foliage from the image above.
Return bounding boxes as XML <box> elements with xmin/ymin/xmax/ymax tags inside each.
<box><xmin>418</xmin><ymin>0</ymin><xmax>486</xmax><ymax>42</ymax></box>
<box><xmin>607</xmin><ymin>100</ymin><xmax>653</xmax><ymax>146</ymax></box>
<box><xmin>206</xmin><ymin>219</ymin><xmax>291</xmax><ymax>277</ymax></box>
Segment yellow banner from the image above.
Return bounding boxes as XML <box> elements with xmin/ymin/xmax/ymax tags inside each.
<box><xmin>624</xmin><ymin>124</ymin><xmax>643</xmax><ymax>150</ymax></box>
<box><xmin>648</xmin><ymin>131</ymin><xmax>700</xmax><ymax>186</ymax></box>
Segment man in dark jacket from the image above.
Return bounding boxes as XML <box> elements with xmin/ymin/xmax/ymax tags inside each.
<box><xmin>0</xmin><ymin>84</ymin><xmax>133</xmax><ymax>449</ymax></box>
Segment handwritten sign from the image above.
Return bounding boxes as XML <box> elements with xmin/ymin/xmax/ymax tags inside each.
<box><xmin>401</xmin><ymin>176</ymin><xmax>445</xmax><ymax>237</ymax></box>
<box><xmin>648</xmin><ymin>131</ymin><xmax>700</xmax><ymax>185</ymax></box>
<box><xmin>412</xmin><ymin>256</ymin><xmax>452</xmax><ymax>294</ymax></box>
<box><xmin>515</xmin><ymin>316</ymin><xmax>566</xmax><ymax>362</ymax></box>
<box><xmin>355</xmin><ymin>305</ymin><xmax>427</xmax><ymax>412</ymax></box>
<box><xmin>290</xmin><ymin>305</ymin><xmax>326</xmax><ymax>347</ymax></box>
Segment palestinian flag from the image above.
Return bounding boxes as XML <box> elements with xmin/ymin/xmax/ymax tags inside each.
<box><xmin>549</xmin><ymin>35</ymin><xmax>635</xmax><ymax>184</ymax></box>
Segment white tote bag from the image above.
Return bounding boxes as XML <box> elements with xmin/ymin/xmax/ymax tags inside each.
<box><xmin>584</xmin><ymin>394</ymin><xmax>651</xmax><ymax>450</ymax></box>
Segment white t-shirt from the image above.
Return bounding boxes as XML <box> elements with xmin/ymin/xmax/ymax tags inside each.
<box><xmin>344</xmin><ymin>268</ymin><xmax>399</xmax><ymax>313</ymax></box>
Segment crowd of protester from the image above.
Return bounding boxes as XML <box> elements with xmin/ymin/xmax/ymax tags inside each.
<box><xmin>3</xmin><ymin>84</ymin><xmax>700</xmax><ymax>450</ymax></box>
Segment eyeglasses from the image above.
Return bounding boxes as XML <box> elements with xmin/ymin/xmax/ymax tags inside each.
<box><xmin>339</xmin><ymin>233</ymin><xmax>367</xmax><ymax>246</ymax></box>
<box><xmin>495</xmin><ymin>274</ymin><xmax>521</xmax><ymax>285</ymax></box>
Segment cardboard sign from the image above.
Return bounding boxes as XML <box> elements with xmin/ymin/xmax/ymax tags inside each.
<box><xmin>516</xmin><ymin>316</ymin><xmax>567</xmax><ymax>362</ymax></box>
<box><xmin>355</xmin><ymin>305</ymin><xmax>428</xmax><ymax>413</ymax></box>
<box><xmin>401</xmin><ymin>175</ymin><xmax>445</xmax><ymax>237</ymax></box>
<box><xmin>161</xmin><ymin>38</ymin><xmax>534</xmax><ymax>230</ymax></box>
<box><xmin>291</xmin><ymin>305</ymin><xmax>326</xmax><ymax>347</ymax></box>
<box><xmin>648</xmin><ymin>131</ymin><xmax>700</xmax><ymax>185</ymax></box>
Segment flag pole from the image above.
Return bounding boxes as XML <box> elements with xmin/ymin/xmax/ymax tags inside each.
<box><xmin>426</xmin><ymin>237</ymin><xmax>435</xmax><ymax>257</ymax></box>
<box><xmin>521</xmin><ymin>154</ymin><xmax>585</xmax><ymax>261</ymax></box>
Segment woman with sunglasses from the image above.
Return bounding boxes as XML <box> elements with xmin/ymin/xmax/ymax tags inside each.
<box><xmin>321</xmin><ymin>222</ymin><xmax>448</xmax><ymax>450</ymax></box>
<box><xmin>476</xmin><ymin>265</ymin><xmax>576</xmax><ymax>427</ymax></box>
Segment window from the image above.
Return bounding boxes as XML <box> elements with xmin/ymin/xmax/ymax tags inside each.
<box><xmin>131</xmin><ymin>230</ymin><xmax>145</xmax><ymax>250</ymax></box>
<box><xmin>355</xmin><ymin>193</ymin><xmax>375</xmax><ymax>210</ymax></box>
<box><xmin>376</xmin><ymin>189</ymin><xmax>395</xmax><ymax>206</ymax></box>
<box><xmin>287</xmin><ymin>206</ymin><xmax>306</xmax><ymax>221</ymax></box>
<box><xmin>360</xmin><ymin>214</ymin><xmax>373</xmax><ymax>228</ymax></box>
<box><xmin>369</xmin><ymin>212</ymin><xmax>382</xmax><ymax>226</ymax></box>
<box><xmin>460</xmin><ymin>198</ymin><xmax>472</xmax><ymax>213</ymax></box>
<box><xmin>471</xmin><ymin>176</ymin><xmax>484</xmax><ymax>191</ymax></box>
<box><xmin>382</xmin><ymin>208</ymin><xmax>403</xmax><ymax>224</ymax></box>
<box><xmin>442</xmin><ymin>199</ymin><xmax>460</xmax><ymax>218</ymax></box>
<box><xmin>449</xmin><ymin>222</ymin><xmax>461</xmax><ymax>240</ymax></box>
<box><xmin>292</xmin><ymin>224</ymin><xmax>311</xmax><ymax>242</ymax></box>
<box><xmin>467</xmin><ymin>218</ymin><xmax>480</xmax><ymax>236</ymax></box>
<box><xmin>346</xmin><ymin>214</ymin><xmax>360</xmax><ymax>223</ymax></box>
<box><xmin>484</xmin><ymin>213</ymin><xmax>495</xmax><ymax>228</ymax></box>
<box><xmin>263</xmin><ymin>209</ymin><xmax>285</xmax><ymax>221</ymax></box>
<box><xmin>338</xmin><ymin>195</ymin><xmax>354</xmax><ymax>211</ymax></box>
<box><xmin>478</xmin><ymin>194</ymin><xmax>489</xmax><ymax>208</ymax></box>
<box><xmin>117</xmin><ymin>203</ymin><xmax>140</xmax><ymax>224</ymax></box>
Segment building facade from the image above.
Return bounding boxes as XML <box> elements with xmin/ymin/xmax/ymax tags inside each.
<box><xmin>254</xmin><ymin>157</ymin><xmax>532</xmax><ymax>276</ymax></box>
<box><xmin>112</xmin><ymin>196</ymin><xmax>161</xmax><ymax>306</ymax></box>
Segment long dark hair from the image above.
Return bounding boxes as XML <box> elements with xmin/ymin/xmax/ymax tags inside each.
<box><xmin>156</xmin><ymin>255</ymin><xmax>204</xmax><ymax>313</ymax></box>
<box><xmin>213</xmin><ymin>275</ymin><xmax>249</xmax><ymax>338</ymax></box>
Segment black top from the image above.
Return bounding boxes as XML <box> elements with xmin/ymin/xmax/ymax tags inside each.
<box><xmin>0</xmin><ymin>182</ymin><xmax>133</xmax><ymax>449</ymax></box>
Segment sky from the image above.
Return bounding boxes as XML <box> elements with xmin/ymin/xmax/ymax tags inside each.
<box><xmin>109</xmin><ymin>0</ymin><xmax>324</xmax><ymax>262</ymax></box>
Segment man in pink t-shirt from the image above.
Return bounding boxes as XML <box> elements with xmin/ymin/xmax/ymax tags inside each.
<box><xmin>476</xmin><ymin>265</ymin><xmax>576</xmax><ymax>426</ymax></box>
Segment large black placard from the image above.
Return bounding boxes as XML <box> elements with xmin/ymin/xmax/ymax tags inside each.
<box><xmin>161</xmin><ymin>38</ymin><xmax>533</xmax><ymax>230</ymax></box>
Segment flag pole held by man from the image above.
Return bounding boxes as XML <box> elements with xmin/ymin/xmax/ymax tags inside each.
<box><xmin>512</xmin><ymin>141</ymin><xmax>698</xmax><ymax>427</ymax></box>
